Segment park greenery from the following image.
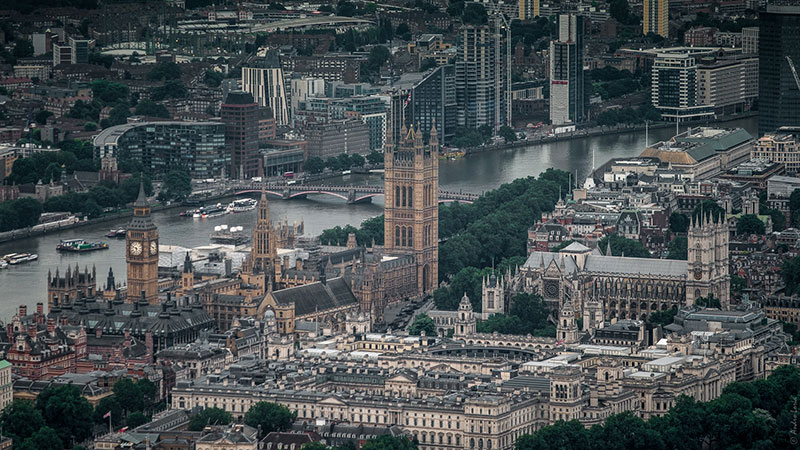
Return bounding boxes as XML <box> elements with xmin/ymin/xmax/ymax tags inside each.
<box><xmin>669</xmin><ymin>212</ymin><xmax>689</xmax><ymax>233</ymax></box>
<box><xmin>594</xmin><ymin>104</ymin><xmax>662</xmax><ymax>127</ymax></box>
<box><xmin>666</xmin><ymin>236</ymin><xmax>688</xmax><ymax>260</ymax></box>
<box><xmin>450</xmin><ymin>125</ymin><xmax>493</xmax><ymax>149</ymax></box>
<box><xmin>514</xmin><ymin>365</ymin><xmax>800</xmax><ymax>450</ymax></box>
<box><xmin>736</xmin><ymin>214</ymin><xmax>766</xmax><ymax>235</ymax></box>
<box><xmin>476</xmin><ymin>293</ymin><xmax>556</xmax><ymax>337</ymax></box>
<box><xmin>648</xmin><ymin>307</ymin><xmax>678</xmax><ymax>327</ymax></box>
<box><xmin>320</xmin><ymin>215</ymin><xmax>384</xmax><ymax>247</ymax></box>
<box><xmin>0</xmin><ymin>197</ymin><xmax>42</xmax><ymax>232</ymax></box>
<box><xmin>789</xmin><ymin>189</ymin><xmax>800</xmax><ymax>228</ymax></box>
<box><xmin>589</xmin><ymin>67</ymin><xmax>647</xmax><ymax>101</ymax></box>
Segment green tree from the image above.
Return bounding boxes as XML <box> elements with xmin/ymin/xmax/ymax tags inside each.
<box><xmin>204</xmin><ymin>70</ymin><xmax>224</xmax><ymax>87</ymax></box>
<box><xmin>35</xmin><ymin>385</ymin><xmax>94</xmax><ymax>443</ymax></box>
<box><xmin>90</xmin><ymin>80</ymin><xmax>129</xmax><ymax>105</ymax></box>
<box><xmin>349</xmin><ymin>153</ymin><xmax>366</xmax><ymax>168</ymax></box>
<box><xmin>125</xmin><ymin>411</ymin><xmax>150</xmax><ymax>429</ymax></box>
<box><xmin>408</xmin><ymin>313</ymin><xmax>437</xmax><ymax>336</ymax></box>
<box><xmin>84</xmin><ymin>121</ymin><xmax>98</xmax><ymax>131</ymax></box>
<box><xmin>730</xmin><ymin>274</ymin><xmax>746</xmax><ymax>295</ymax></box>
<box><xmin>781</xmin><ymin>256</ymin><xmax>800</xmax><ymax>295</ymax></box>
<box><xmin>666</xmin><ymin>236</ymin><xmax>687</xmax><ymax>260</ymax></box>
<box><xmin>648</xmin><ymin>308</ymin><xmax>678</xmax><ymax>327</ymax></box>
<box><xmin>147</xmin><ymin>62</ymin><xmax>182</xmax><ymax>81</ymax></box>
<box><xmin>135</xmin><ymin>100</ymin><xmax>170</xmax><ymax>118</ymax></box>
<box><xmin>107</xmin><ymin>103</ymin><xmax>132</xmax><ymax>126</ymax></box>
<box><xmin>498</xmin><ymin>125</ymin><xmax>517</xmax><ymax>143</ymax></box>
<box><xmin>162</xmin><ymin>169</ymin><xmax>192</xmax><ymax>201</ymax></box>
<box><xmin>692</xmin><ymin>199</ymin><xmax>726</xmax><ymax>223</ymax></box>
<box><xmin>244</xmin><ymin>402</ymin><xmax>296</xmax><ymax>437</ymax></box>
<box><xmin>360</xmin><ymin>435</ymin><xmax>417</xmax><ymax>450</ymax></box>
<box><xmin>669</xmin><ymin>212</ymin><xmax>689</xmax><ymax>233</ymax></box>
<box><xmin>305</xmin><ymin>156</ymin><xmax>325</xmax><ymax>174</ymax></box>
<box><xmin>17</xmin><ymin>426</ymin><xmax>62</xmax><ymax>450</ymax></box>
<box><xmin>12</xmin><ymin>39</ymin><xmax>34</xmax><ymax>58</ymax></box>
<box><xmin>188</xmin><ymin>407</ymin><xmax>233</xmax><ymax>431</ymax></box>
<box><xmin>736</xmin><ymin>214</ymin><xmax>765</xmax><ymax>235</ymax></box>
<box><xmin>112</xmin><ymin>378</ymin><xmax>145</xmax><ymax>413</ymax></box>
<box><xmin>35</xmin><ymin>110</ymin><xmax>53</xmax><ymax>125</ymax></box>
<box><xmin>598</xmin><ymin>234</ymin><xmax>650</xmax><ymax>258</ymax></box>
<box><xmin>695</xmin><ymin>295</ymin><xmax>721</xmax><ymax>308</ymax></box>
<box><xmin>515</xmin><ymin>420</ymin><xmax>591</xmax><ymax>450</ymax></box>
<box><xmin>367</xmin><ymin>150</ymin><xmax>384</xmax><ymax>165</ymax></box>
<box><xmin>462</xmin><ymin>2</ymin><xmax>488</xmax><ymax>25</ymax></box>
<box><xmin>151</xmin><ymin>80</ymin><xmax>188</xmax><ymax>101</ymax></box>
<box><xmin>93</xmin><ymin>396</ymin><xmax>123</xmax><ymax>426</ymax></box>
<box><xmin>0</xmin><ymin>400</ymin><xmax>45</xmax><ymax>442</ymax></box>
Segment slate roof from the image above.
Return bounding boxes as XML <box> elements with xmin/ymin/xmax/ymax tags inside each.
<box><xmin>271</xmin><ymin>277</ymin><xmax>358</xmax><ymax>317</ymax></box>
<box><xmin>523</xmin><ymin>252</ymin><xmax>687</xmax><ymax>278</ymax></box>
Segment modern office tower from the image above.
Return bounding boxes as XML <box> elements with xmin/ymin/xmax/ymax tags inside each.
<box><xmin>519</xmin><ymin>0</ymin><xmax>540</xmax><ymax>18</ymax></box>
<box><xmin>549</xmin><ymin>14</ymin><xmax>585</xmax><ymax>126</ymax></box>
<box><xmin>221</xmin><ymin>91</ymin><xmax>261</xmax><ymax>179</ymax></box>
<box><xmin>759</xmin><ymin>2</ymin><xmax>800</xmax><ymax>135</ymax></box>
<box><xmin>241</xmin><ymin>49</ymin><xmax>290</xmax><ymax>126</ymax></box>
<box><xmin>651</xmin><ymin>51</ymin><xmax>714</xmax><ymax>122</ymax></box>
<box><xmin>289</xmin><ymin>77</ymin><xmax>325</xmax><ymax>125</ymax></box>
<box><xmin>644</xmin><ymin>0</ymin><xmax>669</xmax><ymax>38</ymax></box>
<box><xmin>69</xmin><ymin>37</ymin><xmax>89</xmax><ymax>64</ymax></box>
<box><xmin>741</xmin><ymin>27</ymin><xmax>759</xmax><ymax>55</ymax></box>
<box><xmin>306</xmin><ymin>120</ymin><xmax>371</xmax><ymax>159</ymax></box>
<box><xmin>455</xmin><ymin>14</ymin><xmax>511</xmax><ymax>132</ymax></box>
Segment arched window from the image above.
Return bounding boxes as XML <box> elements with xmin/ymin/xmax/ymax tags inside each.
<box><xmin>402</xmin><ymin>186</ymin><xmax>407</xmax><ymax>207</ymax></box>
<box><xmin>408</xmin><ymin>227</ymin><xmax>413</xmax><ymax>247</ymax></box>
<box><xmin>401</xmin><ymin>227</ymin><xmax>407</xmax><ymax>247</ymax></box>
<box><xmin>695</xmin><ymin>244</ymin><xmax>702</xmax><ymax>264</ymax></box>
<box><xmin>395</xmin><ymin>186</ymin><xmax>400</xmax><ymax>207</ymax></box>
<box><xmin>395</xmin><ymin>226</ymin><xmax>400</xmax><ymax>247</ymax></box>
<box><xmin>408</xmin><ymin>187</ymin><xmax>413</xmax><ymax>206</ymax></box>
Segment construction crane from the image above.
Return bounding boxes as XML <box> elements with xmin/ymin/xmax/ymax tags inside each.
<box><xmin>787</xmin><ymin>56</ymin><xmax>800</xmax><ymax>91</ymax></box>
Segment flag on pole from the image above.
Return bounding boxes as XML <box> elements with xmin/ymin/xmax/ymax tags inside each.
<box><xmin>103</xmin><ymin>411</ymin><xmax>111</xmax><ymax>419</ymax></box>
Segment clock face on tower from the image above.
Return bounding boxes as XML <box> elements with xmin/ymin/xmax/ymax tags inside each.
<box><xmin>150</xmin><ymin>241</ymin><xmax>158</xmax><ymax>256</ymax></box>
<box><xmin>694</xmin><ymin>270</ymin><xmax>703</xmax><ymax>280</ymax></box>
<box><xmin>130</xmin><ymin>241</ymin><xmax>142</xmax><ymax>256</ymax></box>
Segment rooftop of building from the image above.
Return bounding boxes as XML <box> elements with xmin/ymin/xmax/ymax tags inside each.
<box><xmin>641</xmin><ymin>127</ymin><xmax>754</xmax><ymax>165</ymax></box>
<box><xmin>93</xmin><ymin>121</ymin><xmax>224</xmax><ymax>148</ymax></box>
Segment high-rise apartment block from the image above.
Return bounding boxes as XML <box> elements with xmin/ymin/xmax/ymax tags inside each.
<box><xmin>242</xmin><ymin>49</ymin><xmax>290</xmax><ymax>127</ymax></box>
<box><xmin>519</xmin><ymin>0</ymin><xmax>540</xmax><ymax>18</ymax></box>
<box><xmin>741</xmin><ymin>27</ymin><xmax>759</xmax><ymax>55</ymax></box>
<box><xmin>759</xmin><ymin>2</ymin><xmax>800</xmax><ymax>135</ymax></box>
<box><xmin>549</xmin><ymin>14</ymin><xmax>585</xmax><ymax>126</ymax></box>
<box><xmin>651</xmin><ymin>51</ymin><xmax>714</xmax><ymax>122</ymax></box>
<box><xmin>69</xmin><ymin>37</ymin><xmax>89</xmax><ymax>64</ymax></box>
<box><xmin>455</xmin><ymin>15</ymin><xmax>511</xmax><ymax>132</ymax></box>
<box><xmin>644</xmin><ymin>0</ymin><xmax>669</xmax><ymax>38</ymax></box>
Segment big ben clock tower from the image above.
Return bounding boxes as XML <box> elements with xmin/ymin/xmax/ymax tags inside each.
<box><xmin>126</xmin><ymin>180</ymin><xmax>159</xmax><ymax>304</ymax></box>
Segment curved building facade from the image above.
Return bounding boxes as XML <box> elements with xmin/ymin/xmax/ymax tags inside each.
<box><xmin>93</xmin><ymin>121</ymin><xmax>229</xmax><ymax>179</ymax></box>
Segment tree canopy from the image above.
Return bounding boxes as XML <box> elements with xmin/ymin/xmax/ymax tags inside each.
<box><xmin>244</xmin><ymin>402</ymin><xmax>296</xmax><ymax>437</ymax></box>
<box><xmin>598</xmin><ymin>234</ymin><xmax>650</xmax><ymax>258</ymax></box>
<box><xmin>408</xmin><ymin>313</ymin><xmax>437</xmax><ymax>336</ymax></box>
<box><xmin>35</xmin><ymin>385</ymin><xmax>94</xmax><ymax>443</ymax></box>
<box><xmin>736</xmin><ymin>214</ymin><xmax>766</xmax><ymax>235</ymax></box>
<box><xmin>188</xmin><ymin>407</ymin><xmax>232</xmax><ymax>431</ymax></box>
<box><xmin>476</xmin><ymin>293</ymin><xmax>555</xmax><ymax>337</ymax></box>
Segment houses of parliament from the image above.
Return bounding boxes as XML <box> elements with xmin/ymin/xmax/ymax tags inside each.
<box><xmin>45</xmin><ymin>122</ymin><xmax>442</xmax><ymax>336</ymax></box>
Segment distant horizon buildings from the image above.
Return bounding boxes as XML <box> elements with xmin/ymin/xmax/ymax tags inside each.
<box><xmin>758</xmin><ymin>2</ymin><xmax>800</xmax><ymax>135</ymax></box>
<box><xmin>549</xmin><ymin>14</ymin><xmax>585</xmax><ymax>126</ymax></box>
<box><xmin>242</xmin><ymin>48</ymin><xmax>290</xmax><ymax>127</ymax></box>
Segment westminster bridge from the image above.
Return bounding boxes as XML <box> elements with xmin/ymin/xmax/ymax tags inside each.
<box><xmin>229</xmin><ymin>182</ymin><xmax>480</xmax><ymax>204</ymax></box>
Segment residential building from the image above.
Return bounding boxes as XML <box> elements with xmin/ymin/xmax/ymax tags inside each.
<box><xmin>53</xmin><ymin>43</ymin><xmax>72</xmax><ymax>66</ymax></box>
<box><xmin>241</xmin><ymin>49</ymin><xmax>289</xmax><ymax>126</ymax></box>
<box><xmin>519</xmin><ymin>0</ymin><xmax>540</xmax><ymax>18</ymax></box>
<box><xmin>752</xmin><ymin>128</ymin><xmax>800</xmax><ymax>174</ymax></box>
<box><xmin>455</xmin><ymin>14</ymin><xmax>511</xmax><ymax>132</ymax></box>
<box><xmin>92</xmin><ymin>121</ymin><xmax>229</xmax><ymax>179</ymax></box>
<box><xmin>758</xmin><ymin>2</ymin><xmax>800</xmax><ymax>134</ymax></box>
<box><xmin>741</xmin><ymin>27</ymin><xmax>758</xmax><ymax>55</ymax></box>
<box><xmin>221</xmin><ymin>91</ymin><xmax>261</xmax><ymax>179</ymax></box>
<box><xmin>696</xmin><ymin>59</ymin><xmax>747</xmax><ymax>115</ymax></box>
<box><xmin>651</xmin><ymin>51</ymin><xmax>714</xmax><ymax>122</ymax></box>
<box><xmin>290</xmin><ymin>77</ymin><xmax>325</xmax><ymax>125</ymax></box>
<box><xmin>397</xmin><ymin>65</ymin><xmax>457</xmax><ymax>146</ymax></box>
<box><xmin>0</xmin><ymin>361</ymin><xmax>11</xmax><ymax>413</ymax></box>
<box><xmin>549</xmin><ymin>14</ymin><xmax>585</xmax><ymax>126</ymax></box>
<box><xmin>644</xmin><ymin>0</ymin><xmax>669</xmax><ymax>38</ymax></box>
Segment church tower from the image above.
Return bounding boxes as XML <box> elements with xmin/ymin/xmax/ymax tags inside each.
<box><xmin>454</xmin><ymin>293</ymin><xmax>476</xmax><ymax>338</ymax></box>
<box><xmin>686</xmin><ymin>211</ymin><xmax>730</xmax><ymax>308</ymax></box>
<box><xmin>181</xmin><ymin>252</ymin><xmax>194</xmax><ymax>295</ymax></box>
<box><xmin>383</xmin><ymin>123</ymin><xmax>439</xmax><ymax>294</ymax></box>
<box><xmin>481</xmin><ymin>272</ymin><xmax>505</xmax><ymax>320</ymax></box>
<box><xmin>251</xmin><ymin>187</ymin><xmax>276</xmax><ymax>277</ymax></box>
<box><xmin>126</xmin><ymin>180</ymin><xmax>159</xmax><ymax>304</ymax></box>
<box><xmin>557</xmin><ymin>298</ymin><xmax>580</xmax><ymax>344</ymax></box>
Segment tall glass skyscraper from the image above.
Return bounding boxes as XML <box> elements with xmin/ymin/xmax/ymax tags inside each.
<box><xmin>759</xmin><ymin>2</ymin><xmax>800</xmax><ymax>135</ymax></box>
<box><xmin>549</xmin><ymin>14</ymin><xmax>585</xmax><ymax>126</ymax></box>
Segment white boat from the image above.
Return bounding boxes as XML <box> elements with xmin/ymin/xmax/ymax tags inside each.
<box><xmin>227</xmin><ymin>198</ymin><xmax>257</xmax><ymax>213</ymax></box>
<box><xmin>8</xmin><ymin>253</ymin><xmax>38</xmax><ymax>265</ymax></box>
<box><xmin>0</xmin><ymin>260</ymin><xmax>7</xmax><ymax>269</ymax></box>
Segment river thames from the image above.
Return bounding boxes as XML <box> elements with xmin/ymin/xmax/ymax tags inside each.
<box><xmin>0</xmin><ymin>118</ymin><xmax>757</xmax><ymax>319</ymax></box>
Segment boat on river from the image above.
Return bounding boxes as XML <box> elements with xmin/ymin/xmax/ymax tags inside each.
<box><xmin>7</xmin><ymin>253</ymin><xmax>38</xmax><ymax>264</ymax></box>
<box><xmin>210</xmin><ymin>225</ymin><xmax>250</xmax><ymax>245</ymax></box>
<box><xmin>56</xmin><ymin>239</ymin><xmax>109</xmax><ymax>253</ymax></box>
